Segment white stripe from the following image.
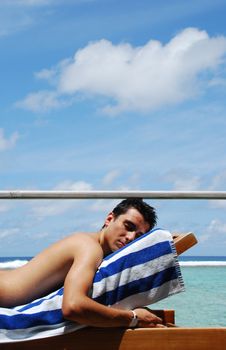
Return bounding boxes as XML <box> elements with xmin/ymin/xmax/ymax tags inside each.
<box><xmin>13</xmin><ymin>289</ymin><xmax>62</xmax><ymax>312</ymax></box>
<box><xmin>92</xmin><ymin>253</ymin><xmax>175</xmax><ymax>298</ymax></box>
<box><xmin>0</xmin><ymin>322</ymin><xmax>86</xmax><ymax>343</ymax></box>
<box><xmin>110</xmin><ymin>279</ymin><xmax>185</xmax><ymax>310</ymax></box>
<box><xmin>16</xmin><ymin>295</ymin><xmax>63</xmax><ymax>315</ymax></box>
<box><xmin>0</xmin><ymin>308</ymin><xmax>17</xmax><ymax>317</ymax></box>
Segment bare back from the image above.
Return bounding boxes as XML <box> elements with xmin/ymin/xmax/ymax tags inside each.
<box><xmin>0</xmin><ymin>233</ymin><xmax>104</xmax><ymax>308</ymax></box>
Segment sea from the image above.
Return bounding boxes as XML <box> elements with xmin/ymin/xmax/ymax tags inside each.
<box><xmin>0</xmin><ymin>256</ymin><xmax>226</xmax><ymax>328</ymax></box>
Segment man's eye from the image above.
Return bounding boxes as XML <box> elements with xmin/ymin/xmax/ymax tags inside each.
<box><xmin>124</xmin><ymin>222</ymin><xmax>136</xmax><ymax>231</ymax></box>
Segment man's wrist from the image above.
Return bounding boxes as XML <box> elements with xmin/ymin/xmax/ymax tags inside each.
<box><xmin>129</xmin><ymin>310</ymin><xmax>138</xmax><ymax>328</ymax></box>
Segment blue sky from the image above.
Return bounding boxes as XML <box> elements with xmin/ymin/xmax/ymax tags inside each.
<box><xmin>1</xmin><ymin>0</ymin><xmax>226</xmax><ymax>256</ymax></box>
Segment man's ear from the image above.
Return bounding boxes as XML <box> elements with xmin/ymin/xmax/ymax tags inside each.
<box><xmin>104</xmin><ymin>212</ymin><xmax>115</xmax><ymax>227</ymax></box>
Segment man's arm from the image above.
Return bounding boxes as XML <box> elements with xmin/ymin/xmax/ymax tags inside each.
<box><xmin>62</xmin><ymin>236</ymin><xmax>163</xmax><ymax>328</ymax></box>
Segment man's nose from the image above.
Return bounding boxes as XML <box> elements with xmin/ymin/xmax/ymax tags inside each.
<box><xmin>125</xmin><ymin>231</ymin><xmax>136</xmax><ymax>242</ymax></box>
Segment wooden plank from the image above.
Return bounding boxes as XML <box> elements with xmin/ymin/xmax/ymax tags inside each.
<box><xmin>149</xmin><ymin>309</ymin><xmax>175</xmax><ymax>325</ymax></box>
<box><xmin>173</xmin><ymin>232</ymin><xmax>198</xmax><ymax>255</ymax></box>
<box><xmin>2</xmin><ymin>327</ymin><xmax>226</xmax><ymax>350</ymax></box>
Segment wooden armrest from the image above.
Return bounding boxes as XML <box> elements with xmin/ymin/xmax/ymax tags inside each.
<box><xmin>173</xmin><ymin>232</ymin><xmax>198</xmax><ymax>255</ymax></box>
<box><xmin>146</xmin><ymin>309</ymin><xmax>175</xmax><ymax>325</ymax></box>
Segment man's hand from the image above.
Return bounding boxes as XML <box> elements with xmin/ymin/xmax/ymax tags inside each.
<box><xmin>133</xmin><ymin>308</ymin><xmax>165</xmax><ymax>328</ymax></box>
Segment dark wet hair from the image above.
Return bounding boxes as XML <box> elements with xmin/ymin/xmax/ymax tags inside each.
<box><xmin>112</xmin><ymin>198</ymin><xmax>157</xmax><ymax>231</ymax></box>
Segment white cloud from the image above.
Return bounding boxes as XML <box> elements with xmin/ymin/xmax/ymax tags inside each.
<box><xmin>53</xmin><ymin>180</ymin><xmax>92</xmax><ymax>191</ymax></box>
<box><xmin>3</xmin><ymin>0</ymin><xmax>90</xmax><ymax>5</ymax></box>
<box><xmin>0</xmin><ymin>28</ymin><xmax>8</xmax><ymax>37</ymax></box>
<box><xmin>199</xmin><ymin>219</ymin><xmax>226</xmax><ymax>243</ymax></box>
<box><xmin>21</xmin><ymin>0</ymin><xmax>51</xmax><ymax>5</ymax></box>
<box><xmin>165</xmin><ymin>170</ymin><xmax>201</xmax><ymax>190</ymax></box>
<box><xmin>16</xmin><ymin>27</ymin><xmax>226</xmax><ymax>113</ymax></box>
<box><xmin>0</xmin><ymin>1</ymin><xmax>79</xmax><ymax>39</ymax></box>
<box><xmin>208</xmin><ymin>219</ymin><xmax>226</xmax><ymax>234</ymax></box>
<box><xmin>90</xmin><ymin>199</ymin><xmax>118</xmax><ymax>213</ymax></box>
<box><xmin>0</xmin><ymin>0</ymin><xmax>62</xmax><ymax>38</ymax></box>
<box><xmin>210</xmin><ymin>200</ymin><xmax>226</xmax><ymax>210</ymax></box>
<box><xmin>0</xmin><ymin>0</ymin><xmax>92</xmax><ymax>38</ymax></box>
<box><xmin>0</xmin><ymin>128</ymin><xmax>19</xmax><ymax>151</ymax></box>
<box><xmin>15</xmin><ymin>91</ymin><xmax>67</xmax><ymax>113</ymax></box>
<box><xmin>31</xmin><ymin>231</ymin><xmax>50</xmax><ymax>239</ymax></box>
<box><xmin>208</xmin><ymin>77</ymin><xmax>226</xmax><ymax>88</ymax></box>
<box><xmin>208</xmin><ymin>171</ymin><xmax>226</xmax><ymax>209</ymax></box>
<box><xmin>172</xmin><ymin>177</ymin><xmax>201</xmax><ymax>191</ymax></box>
<box><xmin>209</xmin><ymin>171</ymin><xmax>226</xmax><ymax>190</ymax></box>
<box><xmin>102</xmin><ymin>170</ymin><xmax>120</xmax><ymax>186</ymax></box>
<box><xmin>0</xmin><ymin>5</ymin><xmax>33</xmax><ymax>38</ymax></box>
<box><xmin>0</xmin><ymin>228</ymin><xmax>20</xmax><ymax>239</ymax></box>
<box><xmin>198</xmin><ymin>234</ymin><xmax>210</xmax><ymax>243</ymax></box>
<box><xmin>31</xmin><ymin>201</ymin><xmax>76</xmax><ymax>217</ymax></box>
<box><xmin>0</xmin><ymin>203</ymin><xmax>12</xmax><ymax>213</ymax></box>
<box><xmin>34</xmin><ymin>58</ymin><xmax>71</xmax><ymax>83</ymax></box>
<box><xmin>1</xmin><ymin>0</ymin><xmax>53</xmax><ymax>6</ymax></box>
<box><xmin>31</xmin><ymin>180</ymin><xmax>93</xmax><ymax>218</ymax></box>
<box><xmin>16</xmin><ymin>60</ymin><xmax>76</xmax><ymax>112</ymax></box>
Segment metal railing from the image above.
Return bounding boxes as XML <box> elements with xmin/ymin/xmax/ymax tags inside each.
<box><xmin>0</xmin><ymin>190</ymin><xmax>226</xmax><ymax>200</ymax></box>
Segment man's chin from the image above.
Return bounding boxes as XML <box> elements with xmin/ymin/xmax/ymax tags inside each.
<box><xmin>111</xmin><ymin>247</ymin><xmax>118</xmax><ymax>252</ymax></box>
<box><xmin>111</xmin><ymin>244</ymin><xmax>124</xmax><ymax>252</ymax></box>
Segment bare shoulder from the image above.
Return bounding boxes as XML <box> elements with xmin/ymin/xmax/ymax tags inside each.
<box><xmin>64</xmin><ymin>232</ymin><xmax>101</xmax><ymax>249</ymax></box>
<box><xmin>60</xmin><ymin>232</ymin><xmax>104</xmax><ymax>265</ymax></box>
<box><xmin>61</xmin><ymin>233</ymin><xmax>103</xmax><ymax>271</ymax></box>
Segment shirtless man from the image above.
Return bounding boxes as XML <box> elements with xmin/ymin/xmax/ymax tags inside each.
<box><xmin>0</xmin><ymin>198</ymin><xmax>164</xmax><ymax>328</ymax></box>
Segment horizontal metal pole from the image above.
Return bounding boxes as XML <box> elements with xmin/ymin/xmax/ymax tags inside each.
<box><xmin>0</xmin><ymin>190</ymin><xmax>226</xmax><ymax>200</ymax></box>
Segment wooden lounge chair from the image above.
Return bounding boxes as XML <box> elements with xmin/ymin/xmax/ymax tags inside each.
<box><xmin>3</xmin><ymin>233</ymin><xmax>226</xmax><ymax>350</ymax></box>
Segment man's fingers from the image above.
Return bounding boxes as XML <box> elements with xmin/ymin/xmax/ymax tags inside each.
<box><xmin>146</xmin><ymin>310</ymin><xmax>163</xmax><ymax>324</ymax></box>
<box><xmin>134</xmin><ymin>308</ymin><xmax>164</xmax><ymax>328</ymax></box>
<box><xmin>147</xmin><ymin>323</ymin><xmax>166</xmax><ymax>328</ymax></box>
<box><xmin>154</xmin><ymin>316</ymin><xmax>163</xmax><ymax>324</ymax></box>
<box><xmin>149</xmin><ymin>315</ymin><xmax>162</xmax><ymax>324</ymax></box>
<box><xmin>155</xmin><ymin>323</ymin><xmax>166</xmax><ymax>328</ymax></box>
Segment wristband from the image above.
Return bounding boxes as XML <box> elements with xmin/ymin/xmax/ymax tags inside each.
<box><xmin>129</xmin><ymin>310</ymin><xmax>138</xmax><ymax>328</ymax></box>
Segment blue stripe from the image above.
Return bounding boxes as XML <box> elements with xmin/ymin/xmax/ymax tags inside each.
<box><xmin>94</xmin><ymin>241</ymin><xmax>171</xmax><ymax>283</ymax></box>
<box><xmin>93</xmin><ymin>266</ymin><xmax>178</xmax><ymax>305</ymax></box>
<box><xmin>16</xmin><ymin>288</ymin><xmax>64</xmax><ymax>312</ymax></box>
<box><xmin>0</xmin><ymin>309</ymin><xmax>64</xmax><ymax>330</ymax></box>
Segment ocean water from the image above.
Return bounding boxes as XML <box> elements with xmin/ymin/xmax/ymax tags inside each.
<box><xmin>154</xmin><ymin>256</ymin><xmax>226</xmax><ymax>327</ymax></box>
<box><xmin>0</xmin><ymin>256</ymin><xmax>226</xmax><ymax>327</ymax></box>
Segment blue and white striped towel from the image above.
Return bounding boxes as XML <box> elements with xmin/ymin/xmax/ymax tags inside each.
<box><xmin>0</xmin><ymin>228</ymin><xmax>184</xmax><ymax>343</ymax></box>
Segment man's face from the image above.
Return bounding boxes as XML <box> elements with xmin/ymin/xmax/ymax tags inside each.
<box><xmin>103</xmin><ymin>207</ymin><xmax>150</xmax><ymax>252</ymax></box>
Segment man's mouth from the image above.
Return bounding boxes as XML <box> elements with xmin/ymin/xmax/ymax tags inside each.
<box><xmin>117</xmin><ymin>241</ymin><xmax>125</xmax><ymax>248</ymax></box>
